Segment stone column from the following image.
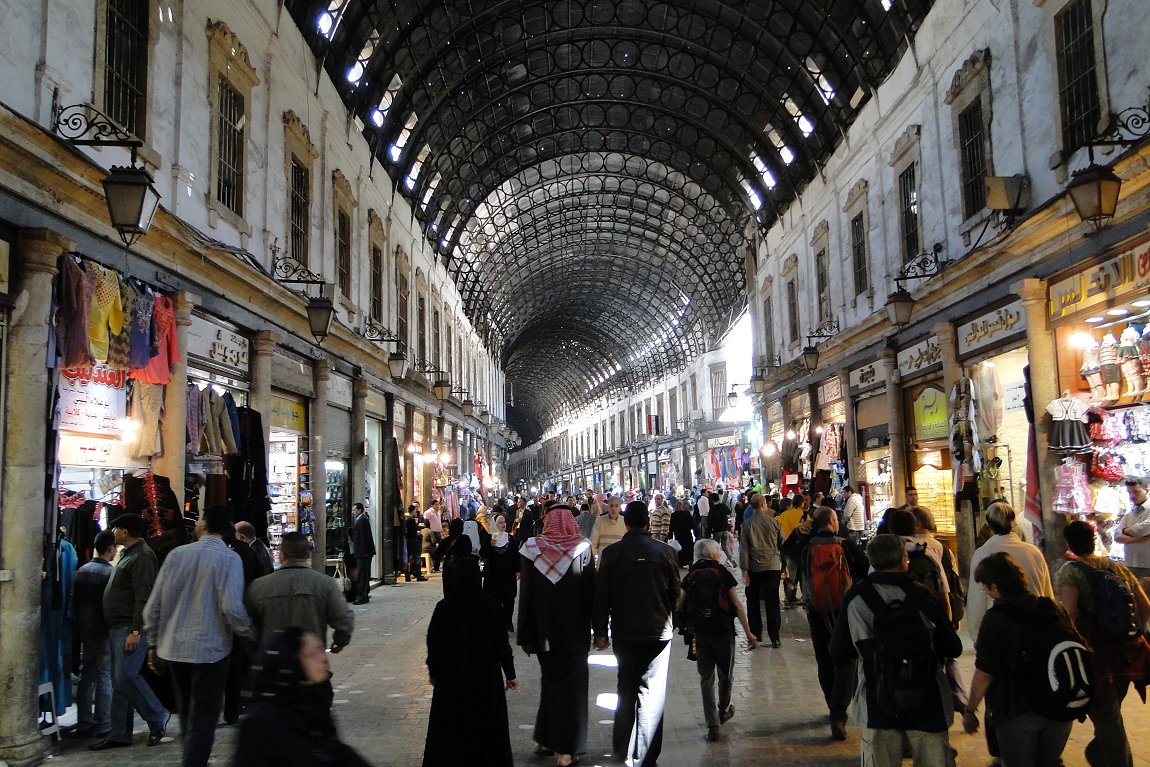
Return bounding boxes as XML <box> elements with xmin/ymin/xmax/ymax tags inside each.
<box><xmin>838</xmin><ymin>370</ymin><xmax>858</xmax><ymax>487</ymax></box>
<box><xmin>0</xmin><ymin>229</ymin><xmax>71</xmax><ymax>767</ymax></box>
<box><xmin>1016</xmin><ymin>277</ymin><xmax>1062</xmax><ymax>561</ymax></box>
<box><xmin>933</xmin><ymin>320</ymin><xmax>972</xmax><ymax>565</ymax></box>
<box><xmin>310</xmin><ymin>360</ymin><xmax>330</xmax><ymax>572</ymax></box>
<box><xmin>403</xmin><ymin>402</ymin><xmax>415</xmax><ymax>507</ymax></box>
<box><xmin>883</xmin><ymin>347</ymin><xmax>909</xmax><ymax>508</ymax></box>
<box><xmin>349</xmin><ymin>376</ymin><xmax>368</xmax><ymax>571</ymax></box>
<box><xmin>152</xmin><ymin>292</ymin><xmax>199</xmax><ymax>508</ymax></box>
<box><xmin>248</xmin><ymin>330</ymin><xmax>281</xmax><ymax>458</ymax></box>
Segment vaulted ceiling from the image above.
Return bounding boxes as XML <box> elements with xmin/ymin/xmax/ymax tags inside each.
<box><xmin>287</xmin><ymin>0</ymin><xmax>934</xmax><ymax>444</ymax></box>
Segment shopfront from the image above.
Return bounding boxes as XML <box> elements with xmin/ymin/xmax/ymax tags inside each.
<box><xmin>898</xmin><ymin>335</ymin><xmax>956</xmax><ymax>540</ymax></box>
<box><xmin>268</xmin><ymin>394</ymin><xmax>309</xmax><ymax>565</ymax></box>
<box><xmin>325</xmin><ymin>373</ymin><xmax>354</xmax><ymax>560</ymax></box>
<box><xmin>850</xmin><ymin>359</ymin><xmax>892</xmax><ymax>529</ymax></box>
<box><xmin>779</xmin><ymin>390</ymin><xmax>812</xmax><ymax>494</ymax></box>
<box><xmin>955</xmin><ymin>300</ymin><xmax>1030</xmax><ymax>534</ymax></box>
<box><xmin>813</xmin><ymin>376</ymin><xmax>847</xmax><ymax>497</ymax></box>
<box><xmin>1045</xmin><ymin>236</ymin><xmax>1150</xmax><ymax>558</ymax></box>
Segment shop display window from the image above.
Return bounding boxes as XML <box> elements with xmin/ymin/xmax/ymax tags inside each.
<box><xmin>963</xmin><ymin>349</ymin><xmax>1030</xmax><ymax>515</ymax></box>
<box><xmin>1049</xmin><ymin>300</ymin><xmax>1150</xmax><ymax>558</ymax></box>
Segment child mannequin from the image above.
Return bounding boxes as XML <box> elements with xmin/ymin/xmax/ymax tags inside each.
<box><xmin>1079</xmin><ymin>334</ymin><xmax>1105</xmax><ymax>401</ymax></box>
<box><xmin>1100</xmin><ymin>332</ymin><xmax>1121</xmax><ymax>402</ymax></box>
<box><xmin>1120</xmin><ymin>326</ymin><xmax>1143</xmax><ymax>397</ymax></box>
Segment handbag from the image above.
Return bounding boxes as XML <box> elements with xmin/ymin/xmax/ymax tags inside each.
<box><xmin>333</xmin><ymin>569</ymin><xmax>351</xmax><ymax>594</ymax></box>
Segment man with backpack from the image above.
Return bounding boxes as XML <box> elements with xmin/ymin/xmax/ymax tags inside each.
<box><xmin>830</xmin><ymin>534</ymin><xmax>963</xmax><ymax>766</ymax></box>
<box><xmin>962</xmin><ymin>552</ymin><xmax>1086</xmax><ymax>767</ymax></box>
<box><xmin>739</xmin><ymin>494</ymin><xmax>785</xmax><ymax>647</ymax></box>
<box><xmin>1056</xmin><ymin>520</ymin><xmax>1150</xmax><ymax>767</ymax></box>
<box><xmin>885</xmin><ymin>508</ymin><xmax>952</xmax><ymax>624</ymax></box>
<box><xmin>678</xmin><ymin>539</ymin><xmax>757</xmax><ymax>742</ymax></box>
<box><xmin>798</xmin><ymin>505</ymin><xmax>868</xmax><ymax>739</ymax></box>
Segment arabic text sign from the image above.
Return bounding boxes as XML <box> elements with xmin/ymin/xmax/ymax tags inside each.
<box><xmin>849</xmin><ymin>359</ymin><xmax>888</xmax><ymax>390</ymax></box>
<box><xmin>958</xmin><ymin>300</ymin><xmax>1026</xmax><ymax>356</ymax></box>
<box><xmin>1047</xmin><ymin>240</ymin><xmax>1150</xmax><ymax>320</ymax></box>
<box><xmin>187</xmin><ymin>315</ymin><xmax>249</xmax><ymax>374</ymax></box>
<box><xmin>58</xmin><ymin>365</ymin><xmax>127</xmax><ymax>437</ymax></box>
<box><xmin>897</xmin><ymin>336</ymin><xmax>941</xmax><ymax>378</ymax></box>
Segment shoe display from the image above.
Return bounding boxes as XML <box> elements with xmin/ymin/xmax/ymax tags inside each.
<box><xmin>88</xmin><ymin>739</ymin><xmax>131</xmax><ymax>751</ymax></box>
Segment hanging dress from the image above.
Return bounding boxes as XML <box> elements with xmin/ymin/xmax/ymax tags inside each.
<box><xmin>1045</xmin><ymin>396</ymin><xmax>1092</xmax><ymax>453</ymax></box>
<box><xmin>1052</xmin><ymin>460</ymin><xmax>1093</xmax><ymax>516</ymax></box>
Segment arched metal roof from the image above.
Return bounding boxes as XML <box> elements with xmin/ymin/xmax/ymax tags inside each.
<box><xmin>288</xmin><ymin>0</ymin><xmax>934</xmax><ymax>444</ymax></box>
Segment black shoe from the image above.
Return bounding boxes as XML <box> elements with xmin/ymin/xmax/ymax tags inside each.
<box><xmin>416</xmin><ymin>576</ymin><xmax>429</xmax><ymax>582</ymax></box>
<box><xmin>771</xmin><ymin>639</ymin><xmax>781</xmax><ymax>649</ymax></box>
<box><xmin>720</xmin><ymin>705</ymin><xmax>735</xmax><ymax>724</ymax></box>
<box><xmin>353</xmin><ymin>599</ymin><xmax>368</xmax><ymax>605</ymax></box>
<box><xmin>705</xmin><ymin>725</ymin><xmax>720</xmax><ymax>742</ymax></box>
<box><xmin>147</xmin><ymin>730</ymin><xmax>165</xmax><ymax>747</ymax></box>
<box><xmin>89</xmin><ymin>739</ymin><xmax>131</xmax><ymax>751</ymax></box>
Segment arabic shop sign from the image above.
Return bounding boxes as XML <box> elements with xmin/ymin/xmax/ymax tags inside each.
<box><xmin>1047</xmin><ymin>238</ymin><xmax>1150</xmax><ymax>320</ymax></box>
<box><xmin>958</xmin><ymin>300</ymin><xmax>1026</xmax><ymax>356</ymax></box>
<box><xmin>848</xmin><ymin>359</ymin><xmax>888</xmax><ymax>391</ymax></box>
<box><xmin>187</xmin><ymin>315</ymin><xmax>249</xmax><ymax>374</ymax></box>
<box><xmin>912</xmin><ymin>385</ymin><xmax>949</xmax><ymax>442</ymax></box>
<box><xmin>897</xmin><ymin>336</ymin><xmax>942</xmax><ymax>378</ymax></box>
<box><xmin>58</xmin><ymin>364</ymin><xmax>127</xmax><ymax>437</ymax></box>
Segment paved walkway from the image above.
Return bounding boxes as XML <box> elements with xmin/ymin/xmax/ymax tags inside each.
<box><xmin>44</xmin><ymin>572</ymin><xmax>1150</xmax><ymax>766</ymax></box>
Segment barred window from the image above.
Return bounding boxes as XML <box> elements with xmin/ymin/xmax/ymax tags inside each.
<box><xmin>417</xmin><ymin>293</ymin><xmax>427</xmax><ymax>365</ymax></box>
<box><xmin>958</xmin><ymin>101</ymin><xmax>988</xmax><ymax>218</ymax></box>
<box><xmin>851</xmin><ymin>213</ymin><xmax>869</xmax><ymax>295</ymax></box>
<box><xmin>445</xmin><ymin>322</ymin><xmax>454</xmax><ymax>377</ymax></box>
<box><xmin>1056</xmin><ymin>0</ymin><xmax>1101</xmax><ymax>154</ymax></box>
<box><xmin>336</xmin><ymin>210</ymin><xmax>351</xmax><ymax>299</ymax></box>
<box><xmin>762</xmin><ymin>296</ymin><xmax>775</xmax><ymax>360</ymax></box>
<box><xmin>215</xmin><ymin>76</ymin><xmax>245</xmax><ymax>216</ymax></box>
<box><xmin>898</xmin><ymin>164</ymin><xmax>920</xmax><ymax>261</ymax></box>
<box><xmin>710</xmin><ymin>366</ymin><xmax>727</xmax><ymax>421</ymax></box>
<box><xmin>433</xmin><ymin>308</ymin><xmax>442</xmax><ymax>369</ymax></box>
<box><xmin>103</xmin><ymin>0</ymin><xmax>148</xmax><ymax>137</ymax></box>
<box><xmin>815</xmin><ymin>249</ymin><xmax>830</xmax><ymax>320</ymax></box>
<box><xmin>370</xmin><ymin>245</ymin><xmax>383</xmax><ymax>320</ymax></box>
<box><xmin>289</xmin><ymin>158</ymin><xmax>309</xmax><ymax>264</ymax></box>
<box><xmin>396</xmin><ymin>263</ymin><xmax>409</xmax><ymax>350</ymax></box>
<box><xmin>786</xmin><ymin>279</ymin><xmax>800</xmax><ymax>343</ymax></box>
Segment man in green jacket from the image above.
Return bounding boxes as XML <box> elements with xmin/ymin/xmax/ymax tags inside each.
<box><xmin>90</xmin><ymin>514</ymin><xmax>170</xmax><ymax>751</ymax></box>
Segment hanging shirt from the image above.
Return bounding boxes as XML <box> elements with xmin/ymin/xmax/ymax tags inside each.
<box><xmin>131</xmin><ymin>295</ymin><xmax>178</xmax><ymax>384</ymax></box>
<box><xmin>106</xmin><ymin>275</ymin><xmax>135</xmax><ymax>371</ymax></box>
<box><xmin>87</xmin><ymin>264</ymin><xmax>124</xmax><ymax>363</ymax></box>
<box><xmin>127</xmin><ymin>281</ymin><xmax>155</xmax><ymax>370</ymax></box>
<box><xmin>55</xmin><ymin>255</ymin><xmax>95</xmax><ymax>369</ymax></box>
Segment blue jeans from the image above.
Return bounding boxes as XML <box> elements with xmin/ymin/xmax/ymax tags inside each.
<box><xmin>108</xmin><ymin>627</ymin><xmax>168</xmax><ymax>742</ymax></box>
<box><xmin>170</xmin><ymin>657</ymin><xmax>230</xmax><ymax>767</ymax></box>
<box><xmin>76</xmin><ymin>633</ymin><xmax>111</xmax><ymax>731</ymax></box>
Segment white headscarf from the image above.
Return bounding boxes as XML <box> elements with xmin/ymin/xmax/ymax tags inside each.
<box><xmin>489</xmin><ymin>514</ymin><xmax>509</xmax><ymax>549</ymax></box>
<box><xmin>463</xmin><ymin>520</ymin><xmax>481</xmax><ymax>554</ymax></box>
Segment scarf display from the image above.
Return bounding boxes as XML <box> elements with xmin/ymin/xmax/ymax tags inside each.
<box><xmin>521</xmin><ymin>507</ymin><xmax>588</xmax><ymax>584</ymax></box>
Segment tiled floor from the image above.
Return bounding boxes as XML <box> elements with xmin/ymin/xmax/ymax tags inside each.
<box><xmin>44</xmin><ymin>572</ymin><xmax>1150</xmax><ymax>766</ymax></box>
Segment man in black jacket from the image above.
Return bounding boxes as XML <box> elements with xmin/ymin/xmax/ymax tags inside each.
<box><xmin>352</xmin><ymin>502</ymin><xmax>378</xmax><ymax>601</ymax></box>
<box><xmin>593</xmin><ymin>502</ymin><xmax>681</xmax><ymax>767</ymax></box>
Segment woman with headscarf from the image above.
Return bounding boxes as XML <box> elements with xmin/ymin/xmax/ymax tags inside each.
<box><xmin>232</xmin><ymin>628</ymin><xmax>371</xmax><ymax>767</ymax></box>
<box><xmin>517</xmin><ymin>506</ymin><xmax>596</xmax><ymax>767</ymax></box>
<box><xmin>481</xmin><ymin>514</ymin><xmax>520</xmax><ymax>632</ymax></box>
<box><xmin>424</xmin><ymin>556</ymin><xmax>518</xmax><ymax>767</ymax></box>
<box><xmin>669</xmin><ymin>499</ymin><xmax>696</xmax><ymax>567</ymax></box>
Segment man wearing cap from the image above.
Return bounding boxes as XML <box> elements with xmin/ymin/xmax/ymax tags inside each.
<box><xmin>594</xmin><ymin>502</ymin><xmax>681</xmax><ymax>767</ymax></box>
<box><xmin>144</xmin><ymin>505</ymin><xmax>253</xmax><ymax>767</ymax></box>
<box><xmin>89</xmin><ymin>514</ymin><xmax>170</xmax><ymax>752</ymax></box>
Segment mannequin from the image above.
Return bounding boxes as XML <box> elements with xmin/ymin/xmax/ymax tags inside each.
<box><xmin>1119</xmin><ymin>326</ymin><xmax>1143</xmax><ymax>397</ymax></box>
<box><xmin>1100</xmin><ymin>332</ymin><xmax>1121</xmax><ymax>402</ymax></box>
<box><xmin>1079</xmin><ymin>334</ymin><xmax>1105</xmax><ymax>401</ymax></box>
<box><xmin>1140</xmin><ymin>325</ymin><xmax>1150</xmax><ymax>396</ymax></box>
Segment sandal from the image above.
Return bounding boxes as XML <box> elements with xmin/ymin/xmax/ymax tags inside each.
<box><xmin>534</xmin><ymin>744</ymin><xmax>554</xmax><ymax>756</ymax></box>
<box><xmin>555</xmin><ymin>756</ymin><xmax>579</xmax><ymax>767</ymax></box>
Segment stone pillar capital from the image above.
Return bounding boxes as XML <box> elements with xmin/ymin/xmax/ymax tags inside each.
<box><xmin>353</xmin><ymin>376</ymin><xmax>370</xmax><ymax>398</ymax></box>
<box><xmin>171</xmin><ymin>292</ymin><xmax>200</xmax><ymax>325</ymax></box>
<box><xmin>314</xmin><ymin>358</ymin><xmax>332</xmax><ymax>382</ymax></box>
<box><xmin>1013</xmin><ymin>277</ymin><xmax>1048</xmax><ymax>307</ymax></box>
<box><xmin>932</xmin><ymin>320</ymin><xmax>956</xmax><ymax>344</ymax></box>
<box><xmin>16</xmin><ymin>229</ymin><xmax>73</xmax><ymax>275</ymax></box>
<box><xmin>251</xmin><ymin>330</ymin><xmax>282</xmax><ymax>354</ymax></box>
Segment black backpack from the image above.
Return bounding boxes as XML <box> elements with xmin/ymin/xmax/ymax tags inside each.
<box><xmin>857</xmin><ymin>583</ymin><xmax>939</xmax><ymax>721</ymax></box>
<box><xmin>905</xmin><ymin>543</ymin><xmax>946</xmax><ymax>603</ymax></box>
<box><xmin>1070</xmin><ymin>560</ymin><xmax>1139</xmax><ymax>641</ymax></box>
<box><xmin>992</xmin><ymin>598</ymin><xmax>1094</xmax><ymax>722</ymax></box>
<box><xmin>678</xmin><ymin>566</ymin><xmax>733</xmax><ymax>637</ymax></box>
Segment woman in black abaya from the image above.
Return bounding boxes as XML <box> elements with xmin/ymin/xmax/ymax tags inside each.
<box><xmin>481</xmin><ymin>513</ymin><xmax>520</xmax><ymax>632</ymax></box>
<box><xmin>423</xmin><ymin>556</ymin><xmax>518</xmax><ymax>767</ymax></box>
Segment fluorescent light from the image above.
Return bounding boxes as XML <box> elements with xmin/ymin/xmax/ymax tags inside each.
<box><xmin>1084</xmin><ymin>316</ymin><xmax>1105</xmax><ymax>323</ymax></box>
<box><xmin>1106</xmin><ymin>308</ymin><xmax>1129</xmax><ymax>316</ymax></box>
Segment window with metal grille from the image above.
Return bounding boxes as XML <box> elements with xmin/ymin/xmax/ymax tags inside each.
<box><xmin>433</xmin><ymin>308</ymin><xmax>442</xmax><ymax>369</ymax></box>
<box><xmin>103</xmin><ymin>0</ymin><xmax>148</xmax><ymax>137</ymax></box>
<box><xmin>336</xmin><ymin>210</ymin><xmax>351</xmax><ymax>299</ymax></box>
<box><xmin>1056</xmin><ymin>0</ymin><xmax>1101</xmax><ymax>154</ymax></box>
<box><xmin>396</xmin><ymin>265</ymin><xmax>409</xmax><ymax>350</ymax></box>
<box><xmin>690</xmin><ymin>375</ymin><xmax>698</xmax><ymax>412</ymax></box>
<box><xmin>786</xmin><ymin>279</ymin><xmax>800</xmax><ymax>343</ymax></box>
<box><xmin>215</xmin><ymin>76</ymin><xmax>245</xmax><ymax>215</ymax></box>
<box><xmin>417</xmin><ymin>293</ymin><xmax>427</xmax><ymax>365</ymax></box>
<box><xmin>851</xmin><ymin>213</ymin><xmax>869</xmax><ymax>295</ymax></box>
<box><xmin>289</xmin><ymin>158</ymin><xmax>309</xmax><ymax>264</ymax></box>
<box><xmin>370</xmin><ymin>245</ymin><xmax>383</xmax><ymax>320</ymax></box>
<box><xmin>958</xmin><ymin>101</ymin><xmax>988</xmax><ymax>218</ymax></box>
<box><xmin>762</xmin><ymin>296</ymin><xmax>775</xmax><ymax>360</ymax></box>
<box><xmin>445</xmin><ymin>323</ymin><xmax>454</xmax><ymax>377</ymax></box>
<box><xmin>815</xmin><ymin>249</ymin><xmax>830</xmax><ymax>320</ymax></box>
<box><xmin>710</xmin><ymin>366</ymin><xmax>727</xmax><ymax>421</ymax></box>
<box><xmin>898</xmin><ymin>164</ymin><xmax>920</xmax><ymax>261</ymax></box>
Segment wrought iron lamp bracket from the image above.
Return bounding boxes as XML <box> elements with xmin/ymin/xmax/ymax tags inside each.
<box><xmin>805</xmin><ymin>318</ymin><xmax>841</xmax><ymax>346</ymax></box>
<box><xmin>893</xmin><ymin>243</ymin><xmax>950</xmax><ymax>289</ymax></box>
<box><xmin>52</xmin><ymin>101</ymin><xmax>142</xmax><ymax>162</ymax></box>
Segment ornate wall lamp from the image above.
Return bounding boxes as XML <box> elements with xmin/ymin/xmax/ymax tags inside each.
<box><xmin>801</xmin><ymin>318</ymin><xmax>840</xmax><ymax>373</ymax></box>
<box><xmin>270</xmin><ymin>240</ymin><xmax>335</xmax><ymax>344</ymax></box>
<box><xmin>884</xmin><ymin>243</ymin><xmax>951</xmax><ymax>329</ymax></box>
<box><xmin>1065</xmin><ymin>94</ymin><xmax>1150</xmax><ymax>230</ymax></box>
